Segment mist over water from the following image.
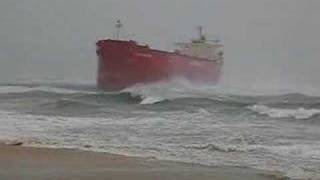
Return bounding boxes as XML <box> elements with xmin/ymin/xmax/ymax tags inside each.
<box><xmin>1</xmin><ymin>0</ymin><xmax>320</xmax><ymax>91</ymax></box>
<box><xmin>0</xmin><ymin>0</ymin><xmax>320</xmax><ymax>179</ymax></box>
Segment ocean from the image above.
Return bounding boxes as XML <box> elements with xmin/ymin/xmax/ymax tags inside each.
<box><xmin>0</xmin><ymin>79</ymin><xmax>319</xmax><ymax>179</ymax></box>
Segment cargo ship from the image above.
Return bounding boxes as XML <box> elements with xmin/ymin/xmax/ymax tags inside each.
<box><xmin>96</xmin><ymin>21</ymin><xmax>224</xmax><ymax>90</ymax></box>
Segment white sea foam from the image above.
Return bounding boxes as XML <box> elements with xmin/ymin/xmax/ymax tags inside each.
<box><xmin>1</xmin><ymin>108</ymin><xmax>320</xmax><ymax>179</ymax></box>
<box><xmin>248</xmin><ymin>104</ymin><xmax>320</xmax><ymax>120</ymax></box>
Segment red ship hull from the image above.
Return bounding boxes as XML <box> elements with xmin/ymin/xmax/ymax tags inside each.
<box><xmin>96</xmin><ymin>40</ymin><xmax>223</xmax><ymax>90</ymax></box>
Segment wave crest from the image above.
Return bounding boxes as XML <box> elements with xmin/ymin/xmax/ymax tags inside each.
<box><xmin>121</xmin><ymin>78</ymin><xmax>242</xmax><ymax>105</ymax></box>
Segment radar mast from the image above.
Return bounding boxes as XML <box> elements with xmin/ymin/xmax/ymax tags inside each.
<box><xmin>198</xmin><ymin>26</ymin><xmax>206</xmax><ymax>42</ymax></box>
<box><xmin>115</xmin><ymin>20</ymin><xmax>123</xmax><ymax>39</ymax></box>
<box><xmin>192</xmin><ymin>26</ymin><xmax>207</xmax><ymax>43</ymax></box>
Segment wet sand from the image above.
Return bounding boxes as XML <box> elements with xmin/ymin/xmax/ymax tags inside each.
<box><xmin>0</xmin><ymin>145</ymin><xmax>285</xmax><ymax>180</ymax></box>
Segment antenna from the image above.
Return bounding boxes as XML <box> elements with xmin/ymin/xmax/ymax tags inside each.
<box><xmin>198</xmin><ymin>26</ymin><xmax>203</xmax><ymax>38</ymax></box>
<box><xmin>115</xmin><ymin>20</ymin><xmax>123</xmax><ymax>39</ymax></box>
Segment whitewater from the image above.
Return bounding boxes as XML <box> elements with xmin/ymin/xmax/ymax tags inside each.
<box><xmin>0</xmin><ymin>79</ymin><xmax>320</xmax><ymax>179</ymax></box>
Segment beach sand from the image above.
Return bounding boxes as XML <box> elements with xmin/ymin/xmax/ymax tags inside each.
<box><xmin>0</xmin><ymin>144</ymin><xmax>285</xmax><ymax>180</ymax></box>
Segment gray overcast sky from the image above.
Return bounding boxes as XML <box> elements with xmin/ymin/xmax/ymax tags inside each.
<box><xmin>0</xmin><ymin>0</ymin><xmax>319</xmax><ymax>94</ymax></box>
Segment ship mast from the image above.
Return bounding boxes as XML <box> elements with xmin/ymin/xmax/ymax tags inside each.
<box><xmin>115</xmin><ymin>20</ymin><xmax>123</xmax><ymax>39</ymax></box>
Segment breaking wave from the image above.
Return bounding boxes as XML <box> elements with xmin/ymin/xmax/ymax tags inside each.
<box><xmin>121</xmin><ymin>79</ymin><xmax>194</xmax><ymax>104</ymax></box>
<box><xmin>121</xmin><ymin>78</ymin><xmax>255</xmax><ymax>105</ymax></box>
<box><xmin>248</xmin><ymin>104</ymin><xmax>320</xmax><ymax>120</ymax></box>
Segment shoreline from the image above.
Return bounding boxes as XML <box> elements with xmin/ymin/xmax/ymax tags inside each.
<box><xmin>0</xmin><ymin>144</ymin><xmax>286</xmax><ymax>180</ymax></box>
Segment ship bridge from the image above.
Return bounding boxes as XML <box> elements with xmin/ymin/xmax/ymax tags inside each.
<box><xmin>175</xmin><ymin>26</ymin><xmax>224</xmax><ymax>61</ymax></box>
